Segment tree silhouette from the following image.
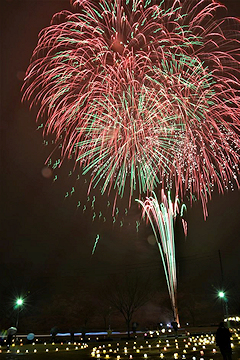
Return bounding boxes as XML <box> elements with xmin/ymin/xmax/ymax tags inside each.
<box><xmin>105</xmin><ymin>272</ymin><xmax>152</xmax><ymax>338</ymax></box>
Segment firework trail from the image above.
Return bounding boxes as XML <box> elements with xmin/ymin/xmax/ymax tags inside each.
<box><xmin>92</xmin><ymin>234</ymin><xmax>100</xmax><ymax>255</ymax></box>
<box><xmin>137</xmin><ymin>190</ymin><xmax>186</xmax><ymax>323</ymax></box>
<box><xmin>23</xmin><ymin>0</ymin><xmax>240</xmax><ymax>217</ymax></box>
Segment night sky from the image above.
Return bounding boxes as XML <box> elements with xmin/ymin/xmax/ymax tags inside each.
<box><xmin>1</xmin><ymin>0</ymin><xmax>240</xmax><ymax>331</ymax></box>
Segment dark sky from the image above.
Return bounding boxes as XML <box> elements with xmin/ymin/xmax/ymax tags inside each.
<box><xmin>0</xmin><ymin>0</ymin><xmax>240</xmax><ymax>327</ymax></box>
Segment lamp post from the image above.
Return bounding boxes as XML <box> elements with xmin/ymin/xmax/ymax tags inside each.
<box><xmin>218</xmin><ymin>291</ymin><xmax>229</xmax><ymax>327</ymax></box>
<box><xmin>15</xmin><ymin>298</ymin><xmax>24</xmax><ymax>329</ymax></box>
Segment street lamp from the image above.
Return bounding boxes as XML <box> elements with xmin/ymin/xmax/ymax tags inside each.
<box><xmin>16</xmin><ymin>298</ymin><xmax>23</xmax><ymax>307</ymax></box>
<box><xmin>218</xmin><ymin>291</ymin><xmax>229</xmax><ymax>327</ymax></box>
<box><xmin>15</xmin><ymin>298</ymin><xmax>24</xmax><ymax>328</ymax></box>
<box><xmin>218</xmin><ymin>291</ymin><xmax>225</xmax><ymax>298</ymax></box>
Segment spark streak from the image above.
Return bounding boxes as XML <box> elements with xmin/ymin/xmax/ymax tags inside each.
<box><xmin>92</xmin><ymin>234</ymin><xmax>100</xmax><ymax>255</ymax></box>
<box><xmin>137</xmin><ymin>190</ymin><xmax>187</xmax><ymax>323</ymax></box>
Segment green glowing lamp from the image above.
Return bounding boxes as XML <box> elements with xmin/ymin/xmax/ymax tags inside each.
<box><xmin>218</xmin><ymin>291</ymin><xmax>225</xmax><ymax>298</ymax></box>
<box><xmin>16</xmin><ymin>298</ymin><xmax>24</xmax><ymax>306</ymax></box>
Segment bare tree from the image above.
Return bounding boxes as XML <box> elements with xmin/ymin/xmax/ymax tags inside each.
<box><xmin>105</xmin><ymin>272</ymin><xmax>152</xmax><ymax>338</ymax></box>
<box><xmin>97</xmin><ymin>305</ymin><xmax>112</xmax><ymax>331</ymax></box>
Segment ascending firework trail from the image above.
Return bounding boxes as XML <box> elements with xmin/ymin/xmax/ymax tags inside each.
<box><xmin>137</xmin><ymin>190</ymin><xmax>187</xmax><ymax>324</ymax></box>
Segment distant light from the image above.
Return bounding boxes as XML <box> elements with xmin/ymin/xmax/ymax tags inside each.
<box><xmin>218</xmin><ymin>291</ymin><xmax>225</xmax><ymax>298</ymax></box>
<box><xmin>41</xmin><ymin>167</ymin><xmax>53</xmax><ymax>178</ymax></box>
<box><xmin>16</xmin><ymin>298</ymin><xmax>23</xmax><ymax>306</ymax></box>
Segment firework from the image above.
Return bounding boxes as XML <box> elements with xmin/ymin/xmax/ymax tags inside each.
<box><xmin>137</xmin><ymin>190</ymin><xmax>186</xmax><ymax>323</ymax></box>
<box><xmin>92</xmin><ymin>234</ymin><xmax>100</xmax><ymax>255</ymax></box>
<box><xmin>23</xmin><ymin>0</ymin><xmax>240</xmax><ymax>216</ymax></box>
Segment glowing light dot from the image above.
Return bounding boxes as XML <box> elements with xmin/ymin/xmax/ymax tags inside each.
<box><xmin>41</xmin><ymin>167</ymin><xmax>53</xmax><ymax>178</ymax></box>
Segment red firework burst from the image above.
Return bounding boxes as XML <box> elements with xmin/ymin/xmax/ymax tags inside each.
<box><xmin>22</xmin><ymin>0</ymin><xmax>240</xmax><ymax>217</ymax></box>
